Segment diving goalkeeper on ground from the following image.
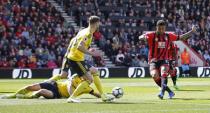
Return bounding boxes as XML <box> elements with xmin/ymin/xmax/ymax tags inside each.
<box><xmin>1</xmin><ymin>74</ymin><xmax>100</xmax><ymax>99</ymax></box>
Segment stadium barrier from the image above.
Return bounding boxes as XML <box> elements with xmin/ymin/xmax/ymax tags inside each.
<box><xmin>0</xmin><ymin>67</ymin><xmax>209</xmax><ymax>79</ymax></box>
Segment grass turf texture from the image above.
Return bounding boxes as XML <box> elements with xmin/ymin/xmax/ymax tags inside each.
<box><xmin>0</xmin><ymin>78</ymin><xmax>210</xmax><ymax>113</ymax></box>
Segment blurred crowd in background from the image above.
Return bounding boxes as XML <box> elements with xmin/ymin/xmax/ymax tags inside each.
<box><xmin>0</xmin><ymin>0</ymin><xmax>209</xmax><ymax>68</ymax></box>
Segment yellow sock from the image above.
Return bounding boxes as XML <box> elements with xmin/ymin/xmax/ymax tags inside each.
<box><xmin>93</xmin><ymin>73</ymin><xmax>104</xmax><ymax>95</ymax></box>
<box><xmin>15</xmin><ymin>88</ymin><xmax>29</xmax><ymax>95</ymax></box>
<box><xmin>16</xmin><ymin>93</ymin><xmax>39</xmax><ymax>99</ymax></box>
<box><xmin>77</xmin><ymin>86</ymin><xmax>93</xmax><ymax>96</ymax></box>
<box><xmin>49</xmin><ymin>74</ymin><xmax>61</xmax><ymax>81</ymax></box>
<box><xmin>71</xmin><ymin>81</ymin><xmax>89</xmax><ymax>98</ymax></box>
<box><xmin>28</xmin><ymin>92</ymin><xmax>40</xmax><ymax>98</ymax></box>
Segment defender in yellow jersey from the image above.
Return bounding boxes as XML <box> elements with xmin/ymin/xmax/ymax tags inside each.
<box><xmin>66</xmin><ymin>16</ymin><xmax>114</xmax><ymax>103</ymax></box>
<box><xmin>49</xmin><ymin>16</ymin><xmax>101</xmax><ymax>80</ymax></box>
<box><xmin>1</xmin><ymin>74</ymin><xmax>100</xmax><ymax>99</ymax></box>
<box><xmin>47</xmin><ymin>16</ymin><xmax>113</xmax><ymax>102</ymax></box>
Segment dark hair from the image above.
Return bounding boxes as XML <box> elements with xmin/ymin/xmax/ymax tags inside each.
<box><xmin>156</xmin><ymin>20</ymin><xmax>166</xmax><ymax>26</ymax></box>
<box><xmin>89</xmin><ymin>16</ymin><xmax>100</xmax><ymax>25</ymax></box>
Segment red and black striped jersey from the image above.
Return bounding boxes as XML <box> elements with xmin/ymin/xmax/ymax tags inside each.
<box><xmin>168</xmin><ymin>43</ymin><xmax>178</xmax><ymax>60</ymax></box>
<box><xmin>145</xmin><ymin>32</ymin><xmax>179</xmax><ymax>63</ymax></box>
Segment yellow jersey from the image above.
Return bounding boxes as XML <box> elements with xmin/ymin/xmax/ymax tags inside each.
<box><xmin>67</xmin><ymin>28</ymin><xmax>93</xmax><ymax>61</ymax></box>
<box><xmin>56</xmin><ymin>75</ymin><xmax>83</xmax><ymax>98</ymax></box>
<box><xmin>56</xmin><ymin>81</ymin><xmax>70</xmax><ymax>98</ymax></box>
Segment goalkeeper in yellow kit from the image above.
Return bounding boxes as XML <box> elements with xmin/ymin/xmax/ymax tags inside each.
<box><xmin>48</xmin><ymin>16</ymin><xmax>112</xmax><ymax>102</ymax></box>
<box><xmin>2</xmin><ymin>74</ymin><xmax>100</xmax><ymax>99</ymax></box>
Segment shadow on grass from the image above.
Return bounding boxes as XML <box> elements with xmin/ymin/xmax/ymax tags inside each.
<box><xmin>80</xmin><ymin>97</ymin><xmax>98</xmax><ymax>99</ymax></box>
<box><xmin>94</xmin><ymin>102</ymin><xmax>155</xmax><ymax>105</ymax></box>
<box><xmin>175</xmin><ymin>89</ymin><xmax>205</xmax><ymax>92</ymax></box>
<box><xmin>0</xmin><ymin>91</ymin><xmax>14</xmax><ymax>93</ymax></box>
<box><xmin>173</xmin><ymin>98</ymin><xmax>210</xmax><ymax>100</ymax></box>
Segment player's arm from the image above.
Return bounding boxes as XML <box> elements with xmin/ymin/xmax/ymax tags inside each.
<box><xmin>179</xmin><ymin>25</ymin><xmax>197</xmax><ymax>41</ymax></box>
<box><xmin>77</xmin><ymin>39</ymin><xmax>99</xmax><ymax>57</ymax></box>
<box><xmin>64</xmin><ymin>44</ymin><xmax>71</xmax><ymax>58</ymax></box>
<box><xmin>64</xmin><ymin>38</ymin><xmax>74</xmax><ymax>58</ymax></box>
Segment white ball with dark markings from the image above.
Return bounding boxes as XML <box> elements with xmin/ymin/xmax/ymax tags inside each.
<box><xmin>112</xmin><ymin>87</ymin><xmax>123</xmax><ymax>98</ymax></box>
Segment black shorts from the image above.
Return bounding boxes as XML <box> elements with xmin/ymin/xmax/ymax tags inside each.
<box><xmin>67</xmin><ymin>59</ymin><xmax>91</xmax><ymax>76</ymax></box>
<box><xmin>149</xmin><ymin>60</ymin><xmax>169</xmax><ymax>71</ymax></box>
<box><xmin>61</xmin><ymin>58</ymin><xmax>71</xmax><ymax>72</ymax></box>
<box><xmin>39</xmin><ymin>81</ymin><xmax>60</xmax><ymax>99</ymax></box>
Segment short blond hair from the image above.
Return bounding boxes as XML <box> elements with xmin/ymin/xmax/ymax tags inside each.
<box><xmin>89</xmin><ymin>16</ymin><xmax>100</xmax><ymax>25</ymax></box>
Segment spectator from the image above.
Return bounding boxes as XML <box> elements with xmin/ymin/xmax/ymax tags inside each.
<box><xmin>0</xmin><ymin>0</ymin><xmax>210</xmax><ymax>68</ymax></box>
<box><xmin>21</xmin><ymin>28</ymin><xmax>30</xmax><ymax>39</ymax></box>
<box><xmin>139</xmin><ymin>45</ymin><xmax>148</xmax><ymax>58</ymax></box>
<box><xmin>27</xmin><ymin>59</ymin><xmax>37</xmax><ymax>68</ymax></box>
<box><xmin>1</xmin><ymin>58</ymin><xmax>10</xmax><ymax>68</ymax></box>
<box><xmin>94</xmin><ymin>56</ymin><xmax>105</xmax><ymax>67</ymax></box>
<box><xmin>104</xmin><ymin>40</ymin><xmax>113</xmax><ymax>57</ymax></box>
<box><xmin>123</xmin><ymin>52</ymin><xmax>132</xmax><ymax>66</ymax></box>
<box><xmin>139</xmin><ymin>57</ymin><xmax>149</xmax><ymax>67</ymax></box>
<box><xmin>129</xmin><ymin>45</ymin><xmax>137</xmax><ymax>56</ymax></box>
<box><xmin>47</xmin><ymin>60</ymin><xmax>57</xmax><ymax>68</ymax></box>
<box><xmin>23</xmin><ymin>46</ymin><xmax>32</xmax><ymax>57</ymax></box>
<box><xmin>203</xmin><ymin>50</ymin><xmax>210</xmax><ymax>61</ymax></box>
<box><xmin>181</xmin><ymin>48</ymin><xmax>191</xmax><ymax>77</ymax></box>
<box><xmin>56</xmin><ymin>55</ymin><xmax>63</xmax><ymax>67</ymax></box>
<box><xmin>48</xmin><ymin>51</ymin><xmax>56</xmax><ymax>61</ymax></box>
<box><xmin>17</xmin><ymin>58</ymin><xmax>26</xmax><ymax>68</ymax></box>
<box><xmin>85</xmin><ymin>55</ymin><xmax>95</xmax><ymax>66</ymax></box>
<box><xmin>115</xmin><ymin>50</ymin><xmax>125</xmax><ymax>66</ymax></box>
<box><xmin>131</xmin><ymin>56</ymin><xmax>140</xmax><ymax>67</ymax></box>
<box><xmin>37</xmin><ymin>59</ymin><xmax>45</xmax><ymax>68</ymax></box>
<box><xmin>93</xmin><ymin>31</ymin><xmax>102</xmax><ymax>46</ymax></box>
<box><xmin>29</xmin><ymin>54</ymin><xmax>37</xmax><ymax>63</ymax></box>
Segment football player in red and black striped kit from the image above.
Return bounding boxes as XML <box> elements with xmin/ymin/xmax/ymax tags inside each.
<box><xmin>168</xmin><ymin>43</ymin><xmax>179</xmax><ymax>90</ymax></box>
<box><xmin>139</xmin><ymin>20</ymin><xmax>196</xmax><ymax>99</ymax></box>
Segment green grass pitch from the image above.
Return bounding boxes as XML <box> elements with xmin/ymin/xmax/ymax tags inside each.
<box><xmin>0</xmin><ymin>78</ymin><xmax>210</xmax><ymax>113</ymax></box>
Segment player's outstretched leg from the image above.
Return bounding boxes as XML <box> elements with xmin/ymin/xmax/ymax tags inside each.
<box><xmin>159</xmin><ymin>65</ymin><xmax>175</xmax><ymax>99</ymax></box>
<box><xmin>159</xmin><ymin>76</ymin><xmax>168</xmax><ymax>99</ymax></box>
<box><xmin>150</xmin><ymin>69</ymin><xmax>162</xmax><ymax>87</ymax></box>
<box><xmin>67</xmin><ymin>72</ymin><xmax>93</xmax><ymax>103</ymax></box>
<box><xmin>170</xmin><ymin>68</ymin><xmax>178</xmax><ymax>90</ymax></box>
<box><xmin>2</xmin><ymin>83</ymin><xmax>42</xmax><ymax>99</ymax></box>
<box><xmin>32</xmin><ymin>89</ymin><xmax>54</xmax><ymax>99</ymax></box>
<box><xmin>150</xmin><ymin>69</ymin><xmax>174</xmax><ymax>97</ymax></box>
<box><xmin>171</xmin><ymin>76</ymin><xmax>178</xmax><ymax>90</ymax></box>
<box><xmin>90</xmin><ymin>67</ymin><xmax>114</xmax><ymax>102</ymax></box>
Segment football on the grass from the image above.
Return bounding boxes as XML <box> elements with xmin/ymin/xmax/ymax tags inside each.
<box><xmin>112</xmin><ymin>87</ymin><xmax>123</xmax><ymax>98</ymax></box>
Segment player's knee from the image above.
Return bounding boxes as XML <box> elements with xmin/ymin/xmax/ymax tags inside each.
<box><xmin>161</xmin><ymin>66</ymin><xmax>169</xmax><ymax>73</ymax></box>
<box><xmin>150</xmin><ymin>70</ymin><xmax>159</xmax><ymax>78</ymax></box>
<box><xmin>25</xmin><ymin>86</ymin><xmax>31</xmax><ymax>90</ymax></box>
<box><xmin>37</xmin><ymin>89</ymin><xmax>46</xmax><ymax>95</ymax></box>
<box><xmin>87</xmin><ymin>77</ymin><xmax>93</xmax><ymax>84</ymax></box>
<box><xmin>25</xmin><ymin>85</ymin><xmax>34</xmax><ymax>90</ymax></box>
<box><xmin>83</xmin><ymin>73</ymin><xmax>93</xmax><ymax>84</ymax></box>
<box><xmin>162</xmin><ymin>83</ymin><xmax>167</xmax><ymax>88</ymax></box>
